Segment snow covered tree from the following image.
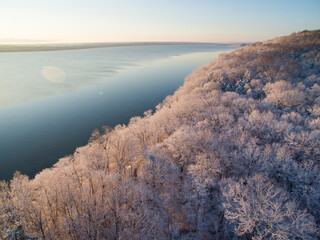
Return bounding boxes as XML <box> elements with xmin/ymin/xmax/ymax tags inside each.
<box><xmin>221</xmin><ymin>174</ymin><xmax>317</xmax><ymax>239</ymax></box>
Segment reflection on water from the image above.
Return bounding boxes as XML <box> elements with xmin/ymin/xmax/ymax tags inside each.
<box><xmin>0</xmin><ymin>44</ymin><xmax>232</xmax><ymax>109</ymax></box>
<box><xmin>0</xmin><ymin>44</ymin><xmax>236</xmax><ymax>180</ymax></box>
<box><xmin>42</xmin><ymin>66</ymin><xmax>66</xmax><ymax>83</ymax></box>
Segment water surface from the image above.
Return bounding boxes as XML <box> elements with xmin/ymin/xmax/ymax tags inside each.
<box><xmin>0</xmin><ymin>44</ymin><xmax>236</xmax><ymax>180</ymax></box>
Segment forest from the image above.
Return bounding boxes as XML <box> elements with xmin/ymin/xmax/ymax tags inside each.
<box><xmin>0</xmin><ymin>30</ymin><xmax>319</xmax><ymax>239</ymax></box>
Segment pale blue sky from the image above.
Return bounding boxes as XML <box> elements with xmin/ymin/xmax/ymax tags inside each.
<box><xmin>0</xmin><ymin>0</ymin><xmax>319</xmax><ymax>43</ymax></box>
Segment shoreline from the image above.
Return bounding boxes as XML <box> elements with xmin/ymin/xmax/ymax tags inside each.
<box><xmin>0</xmin><ymin>42</ymin><xmax>240</xmax><ymax>53</ymax></box>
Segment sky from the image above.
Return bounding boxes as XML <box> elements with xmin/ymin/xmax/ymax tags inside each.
<box><xmin>0</xmin><ymin>0</ymin><xmax>319</xmax><ymax>44</ymax></box>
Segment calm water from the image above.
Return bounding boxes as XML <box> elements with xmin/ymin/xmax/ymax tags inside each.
<box><xmin>0</xmin><ymin>44</ymin><xmax>235</xmax><ymax>180</ymax></box>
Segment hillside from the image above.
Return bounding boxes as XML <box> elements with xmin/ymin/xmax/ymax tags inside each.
<box><xmin>1</xmin><ymin>30</ymin><xmax>319</xmax><ymax>239</ymax></box>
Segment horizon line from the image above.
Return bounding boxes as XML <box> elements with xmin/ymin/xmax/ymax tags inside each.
<box><xmin>0</xmin><ymin>40</ymin><xmax>250</xmax><ymax>45</ymax></box>
<box><xmin>0</xmin><ymin>41</ymin><xmax>247</xmax><ymax>53</ymax></box>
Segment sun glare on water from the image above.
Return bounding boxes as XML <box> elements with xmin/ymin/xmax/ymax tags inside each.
<box><xmin>41</xmin><ymin>66</ymin><xmax>66</xmax><ymax>83</ymax></box>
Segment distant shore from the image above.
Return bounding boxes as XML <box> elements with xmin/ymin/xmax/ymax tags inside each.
<box><xmin>0</xmin><ymin>42</ymin><xmax>242</xmax><ymax>53</ymax></box>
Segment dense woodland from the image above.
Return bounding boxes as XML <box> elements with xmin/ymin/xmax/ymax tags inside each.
<box><xmin>1</xmin><ymin>30</ymin><xmax>319</xmax><ymax>239</ymax></box>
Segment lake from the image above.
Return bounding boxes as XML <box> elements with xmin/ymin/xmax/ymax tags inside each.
<box><xmin>0</xmin><ymin>44</ymin><xmax>236</xmax><ymax>180</ymax></box>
